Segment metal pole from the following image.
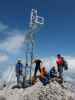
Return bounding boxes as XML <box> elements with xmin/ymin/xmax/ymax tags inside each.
<box><xmin>23</xmin><ymin>43</ymin><xmax>29</xmax><ymax>87</ymax></box>
<box><xmin>29</xmin><ymin>41</ymin><xmax>34</xmax><ymax>85</ymax></box>
<box><xmin>24</xmin><ymin>52</ymin><xmax>28</xmax><ymax>86</ymax></box>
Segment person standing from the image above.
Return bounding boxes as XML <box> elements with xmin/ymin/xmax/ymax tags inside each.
<box><xmin>56</xmin><ymin>54</ymin><xmax>64</xmax><ymax>79</ymax></box>
<box><xmin>32</xmin><ymin>59</ymin><xmax>42</xmax><ymax>79</ymax></box>
<box><xmin>15</xmin><ymin>60</ymin><xmax>23</xmax><ymax>86</ymax></box>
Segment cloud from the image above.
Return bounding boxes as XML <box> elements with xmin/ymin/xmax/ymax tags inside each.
<box><xmin>0</xmin><ymin>22</ymin><xmax>8</xmax><ymax>32</ymax></box>
<box><xmin>0</xmin><ymin>53</ymin><xmax>8</xmax><ymax>62</ymax></box>
<box><xmin>0</xmin><ymin>34</ymin><xmax>25</xmax><ymax>53</ymax></box>
<box><xmin>2</xmin><ymin>65</ymin><xmax>16</xmax><ymax>82</ymax></box>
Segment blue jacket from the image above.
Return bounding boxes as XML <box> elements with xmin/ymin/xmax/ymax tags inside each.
<box><xmin>16</xmin><ymin>63</ymin><xmax>23</xmax><ymax>74</ymax></box>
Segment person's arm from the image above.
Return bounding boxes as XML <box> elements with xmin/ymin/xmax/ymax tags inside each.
<box><xmin>32</xmin><ymin>60</ymin><xmax>36</xmax><ymax>64</ymax></box>
<box><xmin>40</xmin><ymin>62</ymin><xmax>43</xmax><ymax>67</ymax></box>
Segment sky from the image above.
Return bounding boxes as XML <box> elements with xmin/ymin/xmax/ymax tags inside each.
<box><xmin>0</xmin><ymin>0</ymin><xmax>75</xmax><ymax>81</ymax></box>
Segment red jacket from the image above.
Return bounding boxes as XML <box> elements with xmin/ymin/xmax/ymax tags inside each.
<box><xmin>56</xmin><ymin>58</ymin><xmax>63</xmax><ymax>65</ymax></box>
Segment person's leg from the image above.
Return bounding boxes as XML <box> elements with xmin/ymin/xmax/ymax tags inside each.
<box><xmin>17</xmin><ymin>75</ymin><xmax>20</xmax><ymax>85</ymax></box>
<box><xmin>58</xmin><ymin>65</ymin><xmax>62</xmax><ymax>77</ymax></box>
<box><xmin>58</xmin><ymin>67</ymin><xmax>64</xmax><ymax>84</ymax></box>
<box><xmin>42</xmin><ymin>76</ymin><xmax>49</xmax><ymax>85</ymax></box>
<box><xmin>47</xmin><ymin>73</ymin><xmax>50</xmax><ymax>80</ymax></box>
<box><xmin>59</xmin><ymin>67</ymin><xmax>63</xmax><ymax>77</ymax></box>
<box><xmin>34</xmin><ymin>65</ymin><xmax>39</xmax><ymax>78</ymax></box>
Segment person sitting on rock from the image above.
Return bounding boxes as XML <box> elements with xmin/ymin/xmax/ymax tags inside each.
<box><xmin>39</xmin><ymin>65</ymin><xmax>57</xmax><ymax>85</ymax></box>
<box><xmin>39</xmin><ymin>66</ymin><xmax>49</xmax><ymax>85</ymax></box>
<box><xmin>49</xmin><ymin>66</ymin><xmax>57</xmax><ymax>79</ymax></box>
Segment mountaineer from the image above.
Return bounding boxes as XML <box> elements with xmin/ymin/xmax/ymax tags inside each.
<box><xmin>39</xmin><ymin>66</ymin><xmax>49</xmax><ymax>85</ymax></box>
<box><xmin>15</xmin><ymin>60</ymin><xmax>24</xmax><ymax>86</ymax></box>
<box><xmin>56</xmin><ymin>54</ymin><xmax>63</xmax><ymax>79</ymax></box>
<box><xmin>56</xmin><ymin>54</ymin><xmax>68</xmax><ymax>82</ymax></box>
<box><xmin>32</xmin><ymin>59</ymin><xmax>42</xmax><ymax>79</ymax></box>
<box><xmin>49</xmin><ymin>66</ymin><xmax>57</xmax><ymax>79</ymax></box>
<box><xmin>39</xmin><ymin>65</ymin><xmax>57</xmax><ymax>85</ymax></box>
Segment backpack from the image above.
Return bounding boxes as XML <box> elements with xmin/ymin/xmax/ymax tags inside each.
<box><xmin>62</xmin><ymin>60</ymin><xmax>68</xmax><ymax>70</ymax></box>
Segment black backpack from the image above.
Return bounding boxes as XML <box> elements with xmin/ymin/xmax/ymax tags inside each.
<box><xmin>62</xmin><ymin>60</ymin><xmax>68</xmax><ymax>70</ymax></box>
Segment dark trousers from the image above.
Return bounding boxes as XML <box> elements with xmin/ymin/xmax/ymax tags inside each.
<box><xmin>34</xmin><ymin>65</ymin><xmax>41</xmax><ymax>78</ymax></box>
<box><xmin>40</xmin><ymin>73</ymin><xmax>50</xmax><ymax>85</ymax></box>
<box><xmin>58</xmin><ymin>65</ymin><xmax>63</xmax><ymax>78</ymax></box>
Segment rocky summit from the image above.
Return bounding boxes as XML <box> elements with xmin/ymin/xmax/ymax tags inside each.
<box><xmin>0</xmin><ymin>81</ymin><xmax>75</xmax><ymax>100</ymax></box>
